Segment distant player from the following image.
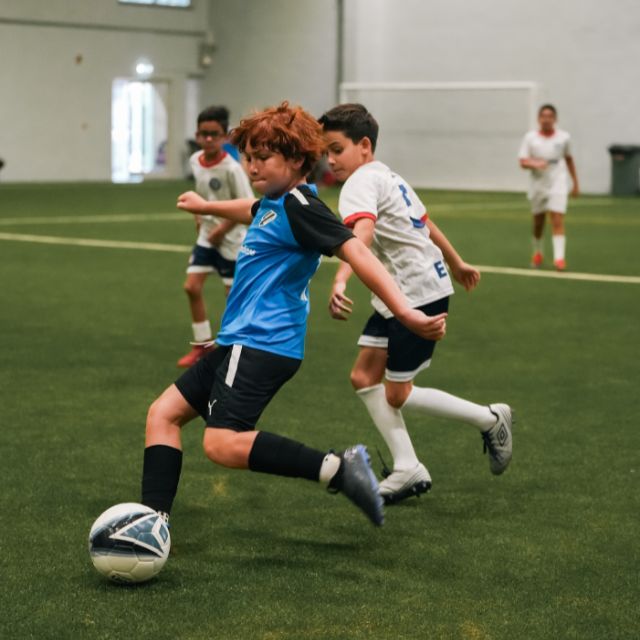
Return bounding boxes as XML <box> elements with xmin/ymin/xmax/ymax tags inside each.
<box><xmin>518</xmin><ymin>104</ymin><xmax>580</xmax><ymax>271</ymax></box>
<box><xmin>177</xmin><ymin>106</ymin><xmax>254</xmax><ymax>368</ymax></box>
<box><xmin>141</xmin><ymin>102</ymin><xmax>450</xmax><ymax>529</ymax></box>
<box><xmin>318</xmin><ymin>103</ymin><xmax>513</xmax><ymax>505</ymax></box>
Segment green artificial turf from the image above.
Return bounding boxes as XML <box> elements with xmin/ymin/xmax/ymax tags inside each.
<box><xmin>1</xmin><ymin>181</ymin><xmax>638</xmax><ymax>639</ymax></box>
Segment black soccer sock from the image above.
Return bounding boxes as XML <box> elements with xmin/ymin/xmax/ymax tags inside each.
<box><xmin>248</xmin><ymin>431</ymin><xmax>326</xmax><ymax>482</ymax></box>
<box><xmin>141</xmin><ymin>445</ymin><xmax>183</xmax><ymax>514</ymax></box>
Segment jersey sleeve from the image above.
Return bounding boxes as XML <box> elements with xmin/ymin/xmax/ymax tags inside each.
<box><xmin>564</xmin><ymin>133</ymin><xmax>572</xmax><ymax>157</ymax></box>
<box><xmin>250</xmin><ymin>200</ymin><xmax>261</xmax><ymax>217</ymax></box>
<box><xmin>518</xmin><ymin>133</ymin><xmax>531</xmax><ymax>159</ymax></box>
<box><xmin>228</xmin><ymin>162</ymin><xmax>254</xmax><ymax>200</ymax></box>
<box><xmin>285</xmin><ymin>189</ymin><xmax>354</xmax><ymax>256</ymax></box>
<box><xmin>338</xmin><ymin>170</ymin><xmax>379</xmax><ymax>228</ymax></box>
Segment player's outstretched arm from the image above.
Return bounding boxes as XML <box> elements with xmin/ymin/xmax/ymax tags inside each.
<box><xmin>335</xmin><ymin>237</ymin><xmax>447</xmax><ymax>341</ymax></box>
<box><xmin>519</xmin><ymin>157</ymin><xmax>548</xmax><ymax>170</ymax></box>
<box><xmin>177</xmin><ymin>190</ymin><xmax>256</xmax><ymax>225</ymax></box>
<box><xmin>566</xmin><ymin>155</ymin><xmax>580</xmax><ymax>197</ymax></box>
<box><xmin>328</xmin><ymin>217</ymin><xmax>374</xmax><ymax>320</ymax></box>
<box><xmin>426</xmin><ymin>219</ymin><xmax>480</xmax><ymax>292</ymax></box>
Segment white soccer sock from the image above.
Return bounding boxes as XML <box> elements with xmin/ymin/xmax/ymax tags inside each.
<box><xmin>319</xmin><ymin>452</ymin><xmax>342</xmax><ymax>485</ymax></box>
<box><xmin>552</xmin><ymin>235</ymin><xmax>566</xmax><ymax>261</ymax></box>
<box><xmin>532</xmin><ymin>237</ymin><xmax>543</xmax><ymax>254</ymax></box>
<box><xmin>356</xmin><ymin>384</ymin><xmax>419</xmax><ymax>471</ymax></box>
<box><xmin>192</xmin><ymin>320</ymin><xmax>212</xmax><ymax>342</ymax></box>
<box><xmin>403</xmin><ymin>387</ymin><xmax>495</xmax><ymax>431</ymax></box>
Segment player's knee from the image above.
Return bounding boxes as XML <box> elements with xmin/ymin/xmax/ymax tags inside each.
<box><xmin>385</xmin><ymin>385</ymin><xmax>410</xmax><ymax>409</ymax></box>
<box><xmin>146</xmin><ymin>397</ymin><xmax>165</xmax><ymax>434</ymax></box>
<box><xmin>203</xmin><ymin>430</ymin><xmax>237</xmax><ymax>465</ymax></box>
<box><xmin>350</xmin><ymin>368</ymin><xmax>376</xmax><ymax>390</ymax></box>
<box><xmin>183</xmin><ymin>280</ymin><xmax>202</xmax><ymax>299</ymax></box>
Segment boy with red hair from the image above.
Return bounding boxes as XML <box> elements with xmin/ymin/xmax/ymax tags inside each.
<box><xmin>140</xmin><ymin>103</ymin><xmax>448</xmax><ymax>529</ymax></box>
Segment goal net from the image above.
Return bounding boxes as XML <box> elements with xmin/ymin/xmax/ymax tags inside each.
<box><xmin>339</xmin><ymin>81</ymin><xmax>538</xmax><ymax>191</ymax></box>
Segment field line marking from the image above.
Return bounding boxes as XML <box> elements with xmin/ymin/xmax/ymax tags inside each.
<box><xmin>0</xmin><ymin>231</ymin><xmax>191</xmax><ymax>253</ymax></box>
<box><xmin>0</xmin><ymin>212</ymin><xmax>186</xmax><ymax>226</ymax></box>
<box><xmin>1</xmin><ymin>231</ymin><xmax>639</xmax><ymax>284</ymax></box>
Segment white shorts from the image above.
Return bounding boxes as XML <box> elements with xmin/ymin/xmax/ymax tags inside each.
<box><xmin>529</xmin><ymin>191</ymin><xmax>568</xmax><ymax>215</ymax></box>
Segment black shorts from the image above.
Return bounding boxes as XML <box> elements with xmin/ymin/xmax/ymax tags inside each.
<box><xmin>175</xmin><ymin>344</ymin><xmax>301</xmax><ymax>431</ymax></box>
<box><xmin>357</xmin><ymin>297</ymin><xmax>450</xmax><ymax>382</ymax></box>
<box><xmin>186</xmin><ymin>244</ymin><xmax>236</xmax><ymax>283</ymax></box>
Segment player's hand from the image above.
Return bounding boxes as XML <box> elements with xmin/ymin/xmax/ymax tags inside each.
<box><xmin>397</xmin><ymin>309</ymin><xmax>447</xmax><ymax>341</ymax></box>
<box><xmin>451</xmin><ymin>262</ymin><xmax>481</xmax><ymax>292</ymax></box>
<box><xmin>571</xmin><ymin>185</ymin><xmax>580</xmax><ymax>198</ymax></box>
<box><xmin>177</xmin><ymin>190</ymin><xmax>207</xmax><ymax>214</ymax></box>
<box><xmin>328</xmin><ymin>281</ymin><xmax>353</xmax><ymax>320</ymax></box>
<box><xmin>533</xmin><ymin>159</ymin><xmax>548</xmax><ymax>170</ymax></box>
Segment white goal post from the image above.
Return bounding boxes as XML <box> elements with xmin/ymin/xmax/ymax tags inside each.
<box><xmin>338</xmin><ymin>81</ymin><xmax>540</xmax><ymax>191</ymax></box>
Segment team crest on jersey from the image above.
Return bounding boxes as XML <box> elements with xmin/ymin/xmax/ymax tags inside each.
<box><xmin>209</xmin><ymin>177</ymin><xmax>222</xmax><ymax>191</ymax></box>
<box><xmin>259</xmin><ymin>210</ymin><xmax>278</xmax><ymax>227</ymax></box>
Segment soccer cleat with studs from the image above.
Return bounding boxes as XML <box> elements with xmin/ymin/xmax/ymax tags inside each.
<box><xmin>554</xmin><ymin>258</ymin><xmax>567</xmax><ymax>271</ymax></box>
<box><xmin>378</xmin><ymin>462</ymin><xmax>432</xmax><ymax>505</ymax></box>
<box><xmin>176</xmin><ymin>342</ymin><xmax>214</xmax><ymax>368</ymax></box>
<box><xmin>329</xmin><ymin>445</ymin><xmax>384</xmax><ymax>526</ymax></box>
<box><xmin>482</xmin><ymin>403</ymin><xmax>514</xmax><ymax>475</ymax></box>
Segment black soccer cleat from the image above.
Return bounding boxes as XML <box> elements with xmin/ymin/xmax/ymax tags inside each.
<box><xmin>330</xmin><ymin>445</ymin><xmax>384</xmax><ymax>526</ymax></box>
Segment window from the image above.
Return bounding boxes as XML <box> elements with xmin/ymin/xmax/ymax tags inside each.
<box><xmin>119</xmin><ymin>0</ymin><xmax>192</xmax><ymax>8</ymax></box>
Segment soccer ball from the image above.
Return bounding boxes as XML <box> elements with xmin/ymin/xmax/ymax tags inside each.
<box><xmin>88</xmin><ymin>503</ymin><xmax>170</xmax><ymax>583</ymax></box>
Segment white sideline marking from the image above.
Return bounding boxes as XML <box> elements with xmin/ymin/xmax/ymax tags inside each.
<box><xmin>0</xmin><ymin>231</ymin><xmax>190</xmax><ymax>253</ymax></box>
<box><xmin>0</xmin><ymin>231</ymin><xmax>639</xmax><ymax>285</ymax></box>
<box><xmin>474</xmin><ymin>264</ymin><xmax>640</xmax><ymax>284</ymax></box>
<box><xmin>0</xmin><ymin>212</ymin><xmax>186</xmax><ymax>226</ymax></box>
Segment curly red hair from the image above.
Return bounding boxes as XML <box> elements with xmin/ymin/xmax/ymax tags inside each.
<box><xmin>230</xmin><ymin>101</ymin><xmax>325</xmax><ymax>176</ymax></box>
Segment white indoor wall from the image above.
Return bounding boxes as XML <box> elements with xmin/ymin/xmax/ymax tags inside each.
<box><xmin>343</xmin><ymin>0</ymin><xmax>640</xmax><ymax>193</ymax></box>
<box><xmin>0</xmin><ymin>0</ymin><xmax>207</xmax><ymax>182</ymax></box>
<box><xmin>202</xmin><ymin>0</ymin><xmax>339</xmax><ymax>127</ymax></box>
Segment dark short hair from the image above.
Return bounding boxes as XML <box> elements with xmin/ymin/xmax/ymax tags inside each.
<box><xmin>538</xmin><ymin>104</ymin><xmax>557</xmax><ymax>117</ymax></box>
<box><xmin>197</xmin><ymin>105</ymin><xmax>230</xmax><ymax>132</ymax></box>
<box><xmin>318</xmin><ymin>103</ymin><xmax>379</xmax><ymax>151</ymax></box>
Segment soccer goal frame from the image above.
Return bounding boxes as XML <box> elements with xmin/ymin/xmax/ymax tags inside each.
<box><xmin>338</xmin><ymin>80</ymin><xmax>540</xmax><ymax>190</ymax></box>
<box><xmin>339</xmin><ymin>81</ymin><xmax>540</xmax><ymax>127</ymax></box>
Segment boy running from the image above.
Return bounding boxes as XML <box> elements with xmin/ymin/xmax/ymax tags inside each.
<box><xmin>319</xmin><ymin>103</ymin><xmax>513</xmax><ymax>505</ymax></box>
<box><xmin>518</xmin><ymin>104</ymin><xmax>579</xmax><ymax>271</ymax></box>
<box><xmin>178</xmin><ymin>106</ymin><xmax>254</xmax><ymax>368</ymax></box>
<box><xmin>141</xmin><ymin>102</ymin><xmax>448</xmax><ymax>529</ymax></box>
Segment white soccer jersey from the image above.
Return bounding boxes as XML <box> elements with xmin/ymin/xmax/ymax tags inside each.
<box><xmin>338</xmin><ymin>161</ymin><xmax>454</xmax><ymax>319</ymax></box>
<box><xmin>190</xmin><ymin>151</ymin><xmax>253</xmax><ymax>260</ymax></box>
<box><xmin>518</xmin><ymin>129</ymin><xmax>572</xmax><ymax>197</ymax></box>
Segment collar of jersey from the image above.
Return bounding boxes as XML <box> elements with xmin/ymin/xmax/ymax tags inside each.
<box><xmin>261</xmin><ymin>182</ymin><xmax>317</xmax><ymax>205</ymax></box>
<box><xmin>198</xmin><ymin>150</ymin><xmax>227</xmax><ymax>168</ymax></box>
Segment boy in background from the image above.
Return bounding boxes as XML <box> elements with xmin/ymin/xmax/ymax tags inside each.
<box><xmin>518</xmin><ymin>104</ymin><xmax>579</xmax><ymax>271</ymax></box>
<box><xmin>178</xmin><ymin>106</ymin><xmax>254</xmax><ymax>367</ymax></box>
<box><xmin>319</xmin><ymin>103</ymin><xmax>513</xmax><ymax>505</ymax></box>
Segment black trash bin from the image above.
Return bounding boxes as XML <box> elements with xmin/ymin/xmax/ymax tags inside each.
<box><xmin>608</xmin><ymin>144</ymin><xmax>640</xmax><ymax>196</ymax></box>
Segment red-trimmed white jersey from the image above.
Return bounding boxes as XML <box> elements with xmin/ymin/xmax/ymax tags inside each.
<box><xmin>338</xmin><ymin>161</ymin><xmax>454</xmax><ymax>318</ymax></box>
<box><xmin>190</xmin><ymin>151</ymin><xmax>253</xmax><ymax>260</ymax></box>
<box><xmin>518</xmin><ymin>129</ymin><xmax>572</xmax><ymax>197</ymax></box>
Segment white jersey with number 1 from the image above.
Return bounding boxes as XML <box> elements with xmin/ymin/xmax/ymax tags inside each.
<box><xmin>338</xmin><ymin>160</ymin><xmax>454</xmax><ymax>319</ymax></box>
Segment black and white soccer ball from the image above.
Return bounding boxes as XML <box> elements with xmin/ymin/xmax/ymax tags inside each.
<box><xmin>88</xmin><ymin>503</ymin><xmax>170</xmax><ymax>583</ymax></box>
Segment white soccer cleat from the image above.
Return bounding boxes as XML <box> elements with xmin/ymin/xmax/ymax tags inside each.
<box><xmin>482</xmin><ymin>404</ymin><xmax>513</xmax><ymax>475</ymax></box>
<box><xmin>378</xmin><ymin>462</ymin><xmax>432</xmax><ymax>505</ymax></box>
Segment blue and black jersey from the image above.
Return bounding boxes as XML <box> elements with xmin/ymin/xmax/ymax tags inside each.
<box><xmin>216</xmin><ymin>184</ymin><xmax>354</xmax><ymax>360</ymax></box>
